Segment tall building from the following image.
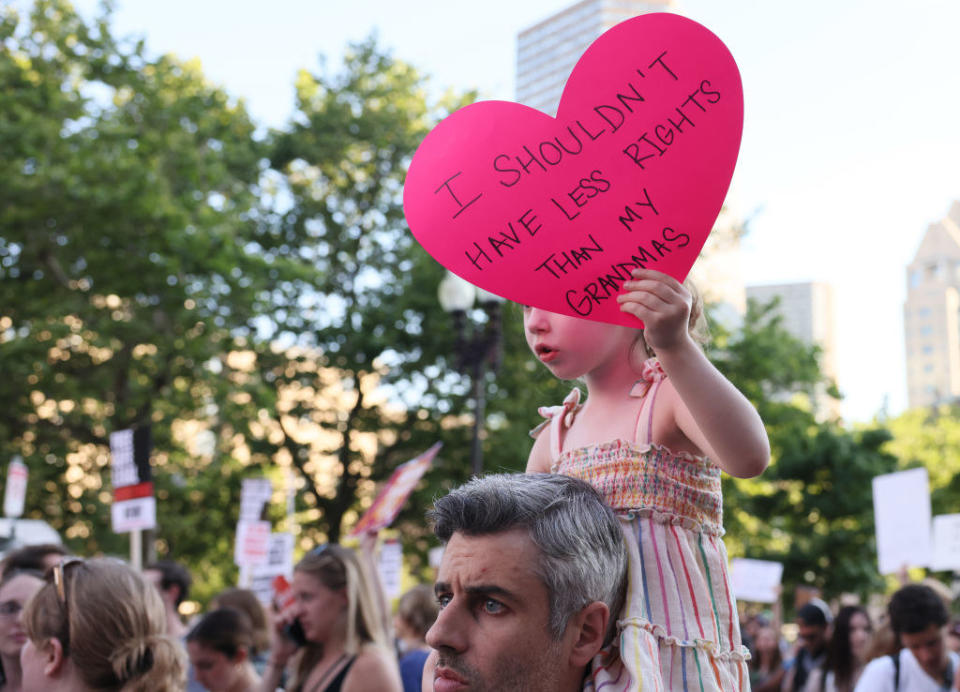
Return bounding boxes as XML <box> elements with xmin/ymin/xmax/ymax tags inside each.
<box><xmin>516</xmin><ymin>0</ymin><xmax>674</xmax><ymax>115</ymax></box>
<box><xmin>746</xmin><ymin>282</ymin><xmax>840</xmax><ymax>419</ymax></box>
<box><xmin>904</xmin><ymin>201</ymin><xmax>960</xmax><ymax>409</ymax></box>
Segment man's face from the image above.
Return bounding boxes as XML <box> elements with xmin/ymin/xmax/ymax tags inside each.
<box><xmin>900</xmin><ymin>624</ymin><xmax>947</xmax><ymax>681</ymax></box>
<box><xmin>425</xmin><ymin>529</ymin><xmax>578</xmax><ymax>692</ymax></box>
<box><xmin>797</xmin><ymin>621</ymin><xmax>827</xmax><ymax>654</ymax></box>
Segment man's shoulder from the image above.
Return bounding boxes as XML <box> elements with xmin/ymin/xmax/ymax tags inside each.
<box><xmin>854</xmin><ymin>655</ymin><xmax>896</xmax><ymax>692</ymax></box>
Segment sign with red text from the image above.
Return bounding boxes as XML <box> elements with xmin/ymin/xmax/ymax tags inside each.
<box><xmin>109</xmin><ymin>427</ymin><xmax>156</xmax><ymax>533</ymax></box>
<box><xmin>404</xmin><ymin>13</ymin><xmax>743</xmax><ymax>326</ymax></box>
<box><xmin>235</xmin><ymin>519</ymin><xmax>272</xmax><ymax>567</ymax></box>
<box><xmin>3</xmin><ymin>457</ymin><xmax>28</xmax><ymax>518</ymax></box>
<box><xmin>348</xmin><ymin>443</ymin><xmax>441</xmax><ymax>537</ymax></box>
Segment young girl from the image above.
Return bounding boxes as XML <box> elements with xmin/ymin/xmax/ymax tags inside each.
<box><xmin>527</xmin><ymin>268</ymin><xmax>769</xmax><ymax>692</ymax></box>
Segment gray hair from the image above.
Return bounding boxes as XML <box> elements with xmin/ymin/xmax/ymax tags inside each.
<box><xmin>429</xmin><ymin>473</ymin><xmax>627</xmax><ymax>644</ymax></box>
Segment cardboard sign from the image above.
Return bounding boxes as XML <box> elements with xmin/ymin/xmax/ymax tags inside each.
<box><xmin>110</xmin><ymin>427</ymin><xmax>156</xmax><ymax>532</ymax></box>
<box><xmin>348</xmin><ymin>443</ymin><xmax>441</xmax><ymax>537</ymax></box>
<box><xmin>244</xmin><ymin>533</ymin><xmax>296</xmax><ymax>604</ymax></box>
<box><xmin>931</xmin><ymin>514</ymin><xmax>960</xmax><ymax>571</ymax></box>
<box><xmin>873</xmin><ymin>468</ymin><xmax>932</xmax><ymax>574</ymax></box>
<box><xmin>404</xmin><ymin>13</ymin><xmax>743</xmax><ymax>326</ymax></box>
<box><xmin>240</xmin><ymin>478</ymin><xmax>273</xmax><ymax>521</ymax></box>
<box><xmin>234</xmin><ymin>519</ymin><xmax>272</xmax><ymax>567</ymax></box>
<box><xmin>377</xmin><ymin>537</ymin><xmax>404</xmax><ymax>600</ymax></box>
<box><xmin>110</xmin><ymin>496</ymin><xmax>156</xmax><ymax>533</ymax></box>
<box><xmin>3</xmin><ymin>457</ymin><xmax>28</xmax><ymax>518</ymax></box>
<box><xmin>730</xmin><ymin>558</ymin><xmax>783</xmax><ymax>604</ymax></box>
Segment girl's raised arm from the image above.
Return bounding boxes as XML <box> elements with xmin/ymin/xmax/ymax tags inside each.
<box><xmin>618</xmin><ymin>269</ymin><xmax>769</xmax><ymax>478</ymax></box>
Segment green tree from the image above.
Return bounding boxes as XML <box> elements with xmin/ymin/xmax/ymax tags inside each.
<box><xmin>885</xmin><ymin>405</ymin><xmax>960</xmax><ymax>522</ymax></box>
<box><xmin>714</xmin><ymin>299</ymin><xmax>897</xmax><ymax>602</ymax></box>
<box><xmin>0</xmin><ymin>0</ymin><xmax>275</xmax><ymax>592</ymax></box>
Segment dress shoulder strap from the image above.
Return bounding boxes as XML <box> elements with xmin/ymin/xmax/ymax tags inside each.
<box><xmin>632</xmin><ymin>358</ymin><xmax>667</xmax><ymax>445</ymax></box>
<box><xmin>530</xmin><ymin>388</ymin><xmax>581</xmax><ymax>463</ymax></box>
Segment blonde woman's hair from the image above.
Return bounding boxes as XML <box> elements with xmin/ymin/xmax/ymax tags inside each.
<box><xmin>289</xmin><ymin>544</ymin><xmax>388</xmax><ymax>690</ymax></box>
<box><xmin>23</xmin><ymin>558</ymin><xmax>185</xmax><ymax>691</ymax></box>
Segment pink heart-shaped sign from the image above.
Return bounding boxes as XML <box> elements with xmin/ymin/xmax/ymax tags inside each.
<box><xmin>404</xmin><ymin>13</ymin><xmax>743</xmax><ymax>326</ymax></box>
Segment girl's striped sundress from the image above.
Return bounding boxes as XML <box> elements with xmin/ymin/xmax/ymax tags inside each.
<box><xmin>533</xmin><ymin>359</ymin><xmax>750</xmax><ymax>692</ymax></box>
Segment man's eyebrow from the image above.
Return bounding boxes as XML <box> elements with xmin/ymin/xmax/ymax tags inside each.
<box><xmin>434</xmin><ymin>582</ymin><xmax>520</xmax><ymax>603</ymax></box>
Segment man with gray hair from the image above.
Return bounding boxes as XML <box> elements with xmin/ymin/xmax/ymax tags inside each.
<box><xmin>424</xmin><ymin>473</ymin><xmax>627</xmax><ymax>692</ymax></box>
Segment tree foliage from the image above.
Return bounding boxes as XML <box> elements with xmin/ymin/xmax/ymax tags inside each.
<box><xmin>0</xmin><ymin>0</ymin><xmax>273</xmax><ymax>589</ymax></box>
<box><xmin>714</xmin><ymin>299</ymin><xmax>897</xmax><ymax>603</ymax></box>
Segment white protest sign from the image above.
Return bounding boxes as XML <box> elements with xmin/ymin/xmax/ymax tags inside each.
<box><xmin>234</xmin><ymin>519</ymin><xmax>272</xmax><ymax>567</ymax></box>
<box><xmin>109</xmin><ymin>427</ymin><xmax>155</xmax><ymax>533</ymax></box>
<box><xmin>931</xmin><ymin>514</ymin><xmax>960</xmax><ymax>571</ymax></box>
<box><xmin>243</xmin><ymin>532</ymin><xmax>296</xmax><ymax>603</ymax></box>
<box><xmin>3</xmin><ymin>457</ymin><xmax>28</xmax><ymax>518</ymax></box>
<box><xmin>730</xmin><ymin>558</ymin><xmax>783</xmax><ymax>604</ymax></box>
<box><xmin>110</xmin><ymin>496</ymin><xmax>156</xmax><ymax>533</ymax></box>
<box><xmin>240</xmin><ymin>478</ymin><xmax>273</xmax><ymax>521</ymax></box>
<box><xmin>872</xmin><ymin>467</ymin><xmax>932</xmax><ymax>574</ymax></box>
<box><xmin>377</xmin><ymin>538</ymin><xmax>404</xmax><ymax>600</ymax></box>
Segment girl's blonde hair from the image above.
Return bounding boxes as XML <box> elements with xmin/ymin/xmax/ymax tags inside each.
<box><xmin>23</xmin><ymin>558</ymin><xmax>185</xmax><ymax>691</ymax></box>
<box><xmin>631</xmin><ymin>278</ymin><xmax>709</xmax><ymax>364</ymax></box>
<box><xmin>289</xmin><ymin>544</ymin><xmax>389</xmax><ymax>690</ymax></box>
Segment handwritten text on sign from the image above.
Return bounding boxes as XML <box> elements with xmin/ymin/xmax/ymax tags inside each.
<box><xmin>404</xmin><ymin>13</ymin><xmax>743</xmax><ymax>327</ymax></box>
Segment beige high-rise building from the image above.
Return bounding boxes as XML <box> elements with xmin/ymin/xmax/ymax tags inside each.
<box><xmin>516</xmin><ymin>0</ymin><xmax>674</xmax><ymax>116</ymax></box>
<box><xmin>904</xmin><ymin>201</ymin><xmax>960</xmax><ymax>409</ymax></box>
<box><xmin>745</xmin><ymin>282</ymin><xmax>840</xmax><ymax>419</ymax></box>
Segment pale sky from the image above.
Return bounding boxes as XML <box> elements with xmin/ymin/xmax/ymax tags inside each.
<box><xmin>64</xmin><ymin>0</ymin><xmax>960</xmax><ymax>423</ymax></box>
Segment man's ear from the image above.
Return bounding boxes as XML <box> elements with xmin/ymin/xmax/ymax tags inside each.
<box><xmin>567</xmin><ymin>601</ymin><xmax>610</xmax><ymax>668</ymax></box>
<box><xmin>42</xmin><ymin>637</ymin><xmax>68</xmax><ymax>677</ymax></box>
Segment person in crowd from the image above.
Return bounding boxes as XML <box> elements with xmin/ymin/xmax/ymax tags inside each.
<box><xmin>20</xmin><ymin>557</ymin><xmax>185</xmax><ymax>691</ymax></box>
<box><xmin>855</xmin><ymin>583</ymin><xmax>958</xmax><ymax>692</ymax></box>
<box><xmin>393</xmin><ymin>584</ymin><xmax>437</xmax><ymax>692</ymax></box>
<box><xmin>782</xmin><ymin>599</ymin><xmax>833</xmax><ymax>692</ymax></box>
<box><xmin>0</xmin><ymin>569</ymin><xmax>44</xmax><ymax>691</ymax></box>
<box><xmin>0</xmin><ymin>545</ymin><xmax>68</xmax><ymax>579</ymax></box>
<box><xmin>805</xmin><ymin>605</ymin><xmax>872</xmax><ymax>692</ymax></box>
<box><xmin>143</xmin><ymin>559</ymin><xmax>192</xmax><ymax>639</ymax></box>
<box><xmin>948</xmin><ymin>620</ymin><xmax>960</xmax><ymax>655</ymax></box>
<box><xmin>187</xmin><ymin>608</ymin><xmax>261</xmax><ymax>692</ymax></box>
<box><xmin>262</xmin><ymin>543</ymin><xmax>401</xmax><ymax>692</ymax></box>
<box><xmin>749</xmin><ymin>624</ymin><xmax>786</xmax><ymax>692</ymax></box>
<box><xmin>424</xmin><ymin>473</ymin><xmax>627</xmax><ymax>692</ymax></box>
<box><xmin>210</xmin><ymin>588</ymin><xmax>271</xmax><ymax>674</ymax></box>
<box><xmin>526</xmin><ymin>270</ymin><xmax>768</xmax><ymax>689</ymax></box>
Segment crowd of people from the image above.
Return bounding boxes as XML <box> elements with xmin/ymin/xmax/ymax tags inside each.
<box><xmin>742</xmin><ymin>581</ymin><xmax>960</xmax><ymax>692</ymax></box>
<box><xmin>0</xmin><ymin>540</ymin><xmax>444</xmax><ymax>692</ymax></box>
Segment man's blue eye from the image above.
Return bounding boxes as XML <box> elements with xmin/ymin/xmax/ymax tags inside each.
<box><xmin>437</xmin><ymin>594</ymin><xmax>451</xmax><ymax>609</ymax></box>
<box><xmin>483</xmin><ymin>599</ymin><xmax>504</xmax><ymax>614</ymax></box>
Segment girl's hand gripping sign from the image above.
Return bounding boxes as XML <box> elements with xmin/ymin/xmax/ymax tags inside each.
<box><xmin>403</xmin><ymin>13</ymin><xmax>743</xmax><ymax>327</ymax></box>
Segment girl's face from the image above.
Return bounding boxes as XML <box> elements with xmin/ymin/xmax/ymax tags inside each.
<box><xmin>0</xmin><ymin>574</ymin><xmax>44</xmax><ymax>658</ymax></box>
<box><xmin>848</xmin><ymin>611</ymin><xmax>872</xmax><ymax>661</ymax></box>
<box><xmin>292</xmin><ymin>570</ymin><xmax>347</xmax><ymax>644</ymax></box>
<box><xmin>523</xmin><ymin>306</ymin><xmax>637</xmax><ymax>381</ymax></box>
<box><xmin>187</xmin><ymin>641</ymin><xmax>243</xmax><ymax>692</ymax></box>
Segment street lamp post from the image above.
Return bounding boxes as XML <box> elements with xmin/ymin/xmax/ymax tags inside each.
<box><xmin>438</xmin><ymin>271</ymin><xmax>505</xmax><ymax>477</ymax></box>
